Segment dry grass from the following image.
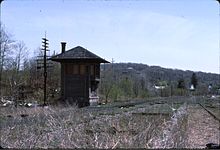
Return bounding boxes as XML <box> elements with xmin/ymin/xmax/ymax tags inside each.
<box><xmin>149</xmin><ymin>103</ymin><xmax>188</xmax><ymax>148</ymax></box>
<box><xmin>0</xmin><ymin>102</ymin><xmax>189</xmax><ymax>149</ymax></box>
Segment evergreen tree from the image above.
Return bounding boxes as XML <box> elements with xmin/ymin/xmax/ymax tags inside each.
<box><xmin>177</xmin><ymin>79</ymin><xmax>185</xmax><ymax>89</ymax></box>
<box><xmin>191</xmin><ymin>72</ymin><xmax>198</xmax><ymax>89</ymax></box>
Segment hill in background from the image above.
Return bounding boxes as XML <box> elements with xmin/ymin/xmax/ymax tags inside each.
<box><xmin>99</xmin><ymin>63</ymin><xmax>219</xmax><ymax>101</ymax></box>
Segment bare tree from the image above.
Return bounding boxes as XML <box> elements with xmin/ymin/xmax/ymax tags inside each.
<box><xmin>0</xmin><ymin>27</ymin><xmax>14</xmax><ymax>96</ymax></box>
<box><xmin>4</xmin><ymin>41</ymin><xmax>29</xmax><ymax>103</ymax></box>
<box><xmin>10</xmin><ymin>41</ymin><xmax>28</xmax><ymax>88</ymax></box>
<box><xmin>100</xmin><ymin>69</ymin><xmax>114</xmax><ymax>103</ymax></box>
<box><xmin>14</xmin><ymin>41</ymin><xmax>28</xmax><ymax>73</ymax></box>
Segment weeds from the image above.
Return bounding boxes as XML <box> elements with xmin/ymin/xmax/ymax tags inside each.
<box><xmin>0</xmin><ymin>102</ymin><xmax>190</xmax><ymax>149</ymax></box>
<box><xmin>149</xmin><ymin>103</ymin><xmax>188</xmax><ymax>148</ymax></box>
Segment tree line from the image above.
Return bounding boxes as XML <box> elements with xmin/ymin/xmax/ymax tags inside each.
<box><xmin>1</xmin><ymin>27</ymin><xmax>219</xmax><ymax>104</ymax></box>
<box><xmin>98</xmin><ymin>63</ymin><xmax>220</xmax><ymax>103</ymax></box>
<box><xmin>0</xmin><ymin>26</ymin><xmax>60</xmax><ymax>104</ymax></box>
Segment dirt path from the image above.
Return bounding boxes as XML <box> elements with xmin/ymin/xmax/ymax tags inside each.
<box><xmin>186</xmin><ymin>105</ymin><xmax>220</xmax><ymax>149</ymax></box>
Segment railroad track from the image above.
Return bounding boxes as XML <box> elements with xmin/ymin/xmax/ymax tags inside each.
<box><xmin>197</xmin><ymin>102</ymin><xmax>220</xmax><ymax>149</ymax></box>
<box><xmin>198</xmin><ymin>103</ymin><xmax>220</xmax><ymax>123</ymax></box>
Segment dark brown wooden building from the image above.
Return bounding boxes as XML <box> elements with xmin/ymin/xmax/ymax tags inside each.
<box><xmin>50</xmin><ymin>42</ymin><xmax>109</xmax><ymax>107</ymax></box>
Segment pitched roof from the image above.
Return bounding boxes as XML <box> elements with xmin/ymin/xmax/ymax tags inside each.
<box><xmin>50</xmin><ymin>46</ymin><xmax>109</xmax><ymax>63</ymax></box>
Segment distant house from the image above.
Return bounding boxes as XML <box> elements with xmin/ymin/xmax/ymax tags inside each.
<box><xmin>127</xmin><ymin>67</ymin><xmax>134</xmax><ymax>70</ymax></box>
<box><xmin>190</xmin><ymin>84</ymin><xmax>195</xmax><ymax>91</ymax></box>
<box><xmin>50</xmin><ymin>42</ymin><xmax>109</xmax><ymax>107</ymax></box>
<box><xmin>208</xmin><ymin>84</ymin><xmax>212</xmax><ymax>92</ymax></box>
<box><xmin>154</xmin><ymin>80</ymin><xmax>167</xmax><ymax>90</ymax></box>
<box><xmin>154</xmin><ymin>85</ymin><xmax>166</xmax><ymax>90</ymax></box>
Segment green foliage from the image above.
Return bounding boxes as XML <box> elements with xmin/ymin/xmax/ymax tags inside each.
<box><xmin>119</xmin><ymin>78</ymin><xmax>133</xmax><ymax>98</ymax></box>
<box><xmin>160</xmin><ymin>87</ymin><xmax>170</xmax><ymax>97</ymax></box>
<box><xmin>157</xmin><ymin>80</ymin><xmax>168</xmax><ymax>86</ymax></box>
<box><xmin>99</xmin><ymin>70</ymin><xmax>114</xmax><ymax>103</ymax></box>
<box><xmin>195</xmin><ymin>84</ymin><xmax>208</xmax><ymax>96</ymax></box>
<box><xmin>139</xmin><ymin>89</ymin><xmax>149</xmax><ymax>98</ymax></box>
<box><xmin>177</xmin><ymin>79</ymin><xmax>185</xmax><ymax>89</ymax></box>
<box><xmin>109</xmin><ymin>84</ymin><xmax>123</xmax><ymax>101</ymax></box>
<box><xmin>100</xmin><ymin>73</ymin><xmax>152</xmax><ymax>102</ymax></box>
<box><xmin>174</xmin><ymin>88</ymin><xmax>188</xmax><ymax>96</ymax></box>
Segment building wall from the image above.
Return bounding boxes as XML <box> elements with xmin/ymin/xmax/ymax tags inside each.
<box><xmin>61</xmin><ymin>62</ymin><xmax>100</xmax><ymax>107</ymax></box>
<box><xmin>61</xmin><ymin>63</ymin><xmax>65</xmax><ymax>98</ymax></box>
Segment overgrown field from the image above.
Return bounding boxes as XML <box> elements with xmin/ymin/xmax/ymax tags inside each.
<box><xmin>0</xmin><ymin>96</ymin><xmax>219</xmax><ymax>149</ymax></box>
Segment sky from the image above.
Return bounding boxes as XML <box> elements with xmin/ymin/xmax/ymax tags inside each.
<box><xmin>1</xmin><ymin>0</ymin><xmax>219</xmax><ymax>74</ymax></box>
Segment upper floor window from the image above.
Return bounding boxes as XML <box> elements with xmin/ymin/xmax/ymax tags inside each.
<box><xmin>80</xmin><ymin>65</ymin><xmax>86</xmax><ymax>75</ymax></box>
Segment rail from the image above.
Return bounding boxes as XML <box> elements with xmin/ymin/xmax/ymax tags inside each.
<box><xmin>198</xmin><ymin>103</ymin><xmax>220</xmax><ymax>123</ymax></box>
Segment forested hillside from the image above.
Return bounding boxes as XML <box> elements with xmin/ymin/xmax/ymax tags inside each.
<box><xmin>101</xmin><ymin>63</ymin><xmax>219</xmax><ymax>85</ymax></box>
<box><xmin>99</xmin><ymin>63</ymin><xmax>219</xmax><ymax>102</ymax></box>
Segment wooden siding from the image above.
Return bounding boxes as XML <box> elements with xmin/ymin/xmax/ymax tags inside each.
<box><xmin>61</xmin><ymin>63</ymin><xmax>65</xmax><ymax>98</ymax></box>
<box><xmin>64</xmin><ymin>63</ymin><xmax>99</xmax><ymax>78</ymax></box>
<box><xmin>64</xmin><ymin>74</ymin><xmax>89</xmax><ymax>106</ymax></box>
<box><xmin>60</xmin><ymin>62</ymin><xmax>101</xmax><ymax>107</ymax></box>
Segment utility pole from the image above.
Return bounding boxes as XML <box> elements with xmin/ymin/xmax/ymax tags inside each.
<box><xmin>111</xmin><ymin>58</ymin><xmax>115</xmax><ymax>80</ymax></box>
<box><xmin>37</xmin><ymin>34</ymin><xmax>53</xmax><ymax>106</ymax></box>
<box><xmin>111</xmin><ymin>58</ymin><xmax>114</xmax><ymax>70</ymax></box>
<box><xmin>42</xmin><ymin>37</ymin><xmax>49</xmax><ymax>106</ymax></box>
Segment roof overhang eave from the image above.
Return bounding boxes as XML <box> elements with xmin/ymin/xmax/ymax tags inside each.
<box><xmin>49</xmin><ymin>58</ymin><xmax>110</xmax><ymax>63</ymax></box>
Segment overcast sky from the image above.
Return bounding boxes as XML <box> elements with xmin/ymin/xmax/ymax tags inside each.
<box><xmin>1</xmin><ymin>0</ymin><xmax>219</xmax><ymax>73</ymax></box>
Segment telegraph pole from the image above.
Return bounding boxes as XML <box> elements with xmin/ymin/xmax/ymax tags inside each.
<box><xmin>37</xmin><ymin>34</ymin><xmax>52</xmax><ymax>106</ymax></box>
<box><xmin>111</xmin><ymin>58</ymin><xmax>114</xmax><ymax>70</ymax></box>
<box><xmin>112</xmin><ymin>58</ymin><xmax>115</xmax><ymax>80</ymax></box>
<box><xmin>42</xmin><ymin>37</ymin><xmax>49</xmax><ymax>106</ymax></box>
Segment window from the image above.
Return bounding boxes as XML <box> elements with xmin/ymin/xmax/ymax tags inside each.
<box><xmin>90</xmin><ymin>65</ymin><xmax>94</xmax><ymax>75</ymax></box>
<box><xmin>80</xmin><ymin>65</ymin><xmax>85</xmax><ymax>75</ymax></box>
<box><xmin>65</xmin><ymin>64</ymin><xmax>73</xmax><ymax>75</ymax></box>
<box><xmin>73</xmin><ymin>65</ymin><xmax>79</xmax><ymax>75</ymax></box>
